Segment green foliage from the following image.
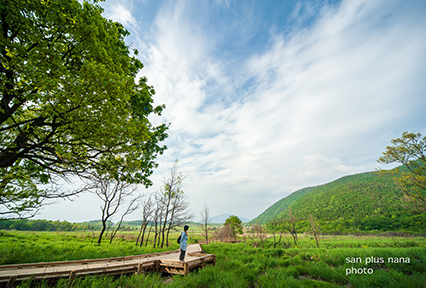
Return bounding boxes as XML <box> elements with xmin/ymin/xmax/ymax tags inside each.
<box><xmin>250</xmin><ymin>187</ymin><xmax>315</xmax><ymax>224</ymax></box>
<box><xmin>378</xmin><ymin>131</ymin><xmax>426</xmax><ymax>206</ymax></box>
<box><xmin>0</xmin><ymin>0</ymin><xmax>168</xmax><ymax>218</ymax></box>
<box><xmin>224</xmin><ymin>215</ymin><xmax>243</xmax><ymax>236</ymax></box>
<box><xmin>252</xmin><ymin>167</ymin><xmax>424</xmax><ymax>233</ymax></box>
<box><xmin>279</xmin><ymin>172</ymin><xmax>409</xmax><ymax>221</ymax></box>
<box><xmin>359</xmin><ymin>212</ymin><xmax>426</xmax><ymax>232</ymax></box>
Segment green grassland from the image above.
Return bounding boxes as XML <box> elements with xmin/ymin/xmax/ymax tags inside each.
<box><xmin>0</xmin><ymin>230</ymin><xmax>201</xmax><ymax>265</ymax></box>
<box><xmin>1</xmin><ymin>230</ymin><xmax>425</xmax><ymax>287</ymax></box>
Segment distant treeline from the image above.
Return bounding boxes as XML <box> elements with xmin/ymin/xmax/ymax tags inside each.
<box><xmin>0</xmin><ymin>219</ymin><xmax>199</xmax><ymax>232</ymax></box>
<box><xmin>0</xmin><ymin>219</ymin><xmax>114</xmax><ymax>232</ymax></box>
<box><xmin>1</xmin><ymin>212</ymin><xmax>425</xmax><ymax>234</ymax></box>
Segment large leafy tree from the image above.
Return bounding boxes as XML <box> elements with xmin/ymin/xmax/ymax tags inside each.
<box><xmin>224</xmin><ymin>215</ymin><xmax>243</xmax><ymax>236</ymax></box>
<box><xmin>0</xmin><ymin>0</ymin><xmax>168</xmax><ymax>218</ymax></box>
<box><xmin>378</xmin><ymin>132</ymin><xmax>426</xmax><ymax>206</ymax></box>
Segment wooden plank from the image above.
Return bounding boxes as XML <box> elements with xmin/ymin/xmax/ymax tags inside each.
<box><xmin>187</xmin><ymin>252</ymin><xmax>206</xmax><ymax>257</ymax></box>
<box><xmin>0</xmin><ymin>256</ymin><xmax>215</xmax><ymax>282</ymax></box>
<box><xmin>161</xmin><ymin>266</ymin><xmax>183</xmax><ymax>275</ymax></box>
<box><xmin>159</xmin><ymin>260</ymin><xmax>184</xmax><ymax>266</ymax></box>
<box><xmin>1</xmin><ymin>262</ymin><xmax>143</xmax><ymax>281</ymax></box>
<box><xmin>0</xmin><ymin>245</ymin><xmax>212</xmax><ymax>283</ymax></box>
<box><xmin>0</xmin><ymin>249</ymin><xmax>180</xmax><ymax>270</ymax></box>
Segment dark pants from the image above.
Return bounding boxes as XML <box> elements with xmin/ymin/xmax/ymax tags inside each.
<box><xmin>179</xmin><ymin>249</ymin><xmax>186</xmax><ymax>261</ymax></box>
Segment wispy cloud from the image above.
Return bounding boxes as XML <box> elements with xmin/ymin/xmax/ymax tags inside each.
<box><xmin>139</xmin><ymin>0</ymin><xmax>426</xmax><ymax>219</ymax></box>
<box><xmin>38</xmin><ymin>0</ymin><xmax>426</xmax><ymax>222</ymax></box>
<box><xmin>102</xmin><ymin>2</ymin><xmax>138</xmax><ymax>31</ymax></box>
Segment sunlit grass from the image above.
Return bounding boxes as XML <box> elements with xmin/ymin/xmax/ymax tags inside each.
<box><xmin>1</xmin><ymin>231</ymin><xmax>425</xmax><ymax>287</ymax></box>
<box><xmin>0</xmin><ymin>230</ymin><xmax>182</xmax><ymax>265</ymax></box>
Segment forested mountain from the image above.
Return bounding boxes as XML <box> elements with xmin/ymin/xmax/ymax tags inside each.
<box><xmin>251</xmin><ymin>168</ymin><xmax>420</xmax><ymax>225</ymax></box>
<box><xmin>250</xmin><ymin>187</ymin><xmax>316</xmax><ymax>224</ymax></box>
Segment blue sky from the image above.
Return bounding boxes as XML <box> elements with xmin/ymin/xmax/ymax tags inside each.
<box><xmin>38</xmin><ymin>0</ymin><xmax>426</xmax><ymax>222</ymax></box>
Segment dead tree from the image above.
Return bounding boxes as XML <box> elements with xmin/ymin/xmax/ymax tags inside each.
<box><xmin>248</xmin><ymin>225</ymin><xmax>256</xmax><ymax>246</ymax></box>
<box><xmin>152</xmin><ymin>200</ymin><xmax>163</xmax><ymax>248</ymax></box>
<box><xmin>257</xmin><ymin>224</ymin><xmax>266</xmax><ymax>248</ymax></box>
<box><xmin>165</xmin><ymin>192</ymin><xmax>193</xmax><ymax>246</ymax></box>
<box><xmin>213</xmin><ymin>224</ymin><xmax>234</xmax><ymax>242</ymax></box>
<box><xmin>287</xmin><ymin>208</ymin><xmax>298</xmax><ymax>247</ymax></box>
<box><xmin>88</xmin><ymin>176</ymin><xmax>136</xmax><ymax>245</ymax></box>
<box><xmin>250</xmin><ymin>223</ymin><xmax>265</xmax><ymax>247</ymax></box>
<box><xmin>309</xmin><ymin>214</ymin><xmax>320</xmax><ymax>248</ymax></box>
<box><xmin>266</xmin><ymin>219</ymin><xmax>284</xmax><ymax>248</ymax></box>
<box><xmin>200</xmin><ymin>204</ymin><xmax>211</xmax><ymax>244</ymax></box>
<box><xmin>109</xmin><ymin>196</ymin><xmax>140</xmax><ymax>244</ymax></box>
<box><xmin>151</xmin><ymin>191</ymin><xmax>166</xmax><ymax>248</ymax></box>
<box><xmin>144</xmin><ymin>210</ymin><xmax>155</xmax><ymax>248</ymax></box>
<box><xmin>159</xmin><ymin>160</ymin><xmax>186</xmax><ymax>248</ymax></box>
<box><xmin>136</xmin><ymin>195</ymin><xmax>154</xmax><ymax>247</ymax></box>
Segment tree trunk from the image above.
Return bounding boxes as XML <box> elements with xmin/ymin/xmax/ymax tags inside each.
<box><xmin>160</xmin><ymin>200</ymin><xmax>171</xmax><ymax>248</ymax></box>
<box><xmin>145</xmin><ymin>224</ymin><xmax>152</xmax><ymax>247</ymax></box>
<box><xmin>165</xmin><ymin>219</ymin><xmax>173</xmax><ymax>247</ymax></box>
<box><xmin>153</xmin><ymin>221</ymin><xmax>158</xmax><ymax>248</ymax></box>
<box><xmin>110</xmin><ymin>220</ymin><xmax>123</xmax><ymax>244</ymax></box>
<box><xmin>165</xmin><ymin>208</ymin><xmax>176</xmax><ymax>247</ymax></box>
<box><xmin>98</xmin><ymin>220</ymin><xmax>107</xmax><ymax>245</ymax></box>
<box><xmin>157</xmin><ymin>230</ymin><xmax>161</xmax><ymax>247</ymax></box>
<box><xmin>136</xmin><ymin>222</ymin><xmax>144</xmax><ymax>246</ymax></box>
<box><xmin>139</xmin><ymin>224</ymin><xmax>148</xmax><ymax>247</ymax></box>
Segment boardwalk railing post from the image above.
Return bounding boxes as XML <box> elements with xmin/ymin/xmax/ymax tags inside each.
<box><xmin>183</xmin><ymin>262</ymin><xmax>188</xmax><ymax>276</ymax></box>
<box><xmin>69</xmin><ymin>270</ymin><xmax>77</xmax><ymax>285</ymax></box>
<box><xmin>6</xmin><ymin>276</ymin><xmax>17</xmax><ymax>288</ymax></box>
<box><xmin>155</xmin><ymin>260</ymin><xmax>160</xmax><ymax>273</ymax></box>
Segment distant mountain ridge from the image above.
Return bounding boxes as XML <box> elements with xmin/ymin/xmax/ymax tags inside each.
<box><xmin>210</xmin><ymin>213</ymin><xmax>251</xmax><ymax>223</ymax></box>
<box><xmin>251</xmin><ymin>167</ymin><xmax>416</xmax><ymax>225</ymax></box>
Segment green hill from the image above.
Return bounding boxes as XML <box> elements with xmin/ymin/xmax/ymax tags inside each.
<box><xmin>251</xmin><ymin>168</ymin><xmax>419</xmax><ymax>225</ymax></box>
<box><xmin>250</xmin><ymin>187</ymin><xmax>316</xmax><ymax>224</ymax></box>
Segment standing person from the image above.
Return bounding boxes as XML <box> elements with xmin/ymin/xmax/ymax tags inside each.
<box><xmin>179</xmin><ymin>225</ymin><xmax>189</xmax><ymax>262</ymax></box>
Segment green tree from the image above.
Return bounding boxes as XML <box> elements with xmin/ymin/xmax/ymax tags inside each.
<box><xmin>378</xmin><ymin>132</ymin><xmax>426</xmax><ymax>206</ymax></box>
<box><xmin>224</xmin><ymin>215</ymin><xmax>243</xmax><ymax>236</ymax></box>
<box><xmin>0</xmin><ymin>0</ymin><xmax>168</xmax><ymax>218</ymax></box>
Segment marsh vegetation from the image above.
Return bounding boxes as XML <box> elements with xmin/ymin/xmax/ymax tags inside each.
<box><xmin>1</xmin><ymin>230</ymin><xmax>425</xmax><ymax>287</ymax></box>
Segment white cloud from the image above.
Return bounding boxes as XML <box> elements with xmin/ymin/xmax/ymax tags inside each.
<box><xmin>103</xmin><ymin>3</ymin><xmax>138</xmax><ymax>31</ymax></box>
<box><xmin>37</xmin><ymin>0</ymin><xmax>426</xmax><ymax>222</ymax></box>
<box><xmin>140</xmin><ymin>0</ymin><xmax>426</xmax><ymax>219</ymax></box>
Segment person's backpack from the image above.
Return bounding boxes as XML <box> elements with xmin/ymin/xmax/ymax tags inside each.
<box><xmin>177</xmin><ymin>234</ymin><xmax>181</xmax><ymax>244</ymax></box>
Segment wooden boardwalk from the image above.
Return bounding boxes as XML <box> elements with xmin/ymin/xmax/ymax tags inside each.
<box><xmin>0</xmin><ymin>244</ymin><xmax>215</xmax><ymax>287</ymax></box>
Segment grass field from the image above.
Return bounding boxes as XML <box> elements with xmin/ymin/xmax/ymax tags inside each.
<box><xmin>0</xmin><ymin>229</ymin><xmax>196</xmax><ymax>265</ymax></box>
<box><xmin>1</xmin><ymin>230</ymin><xmax>425</xmax><ymax>287</ymax></box>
